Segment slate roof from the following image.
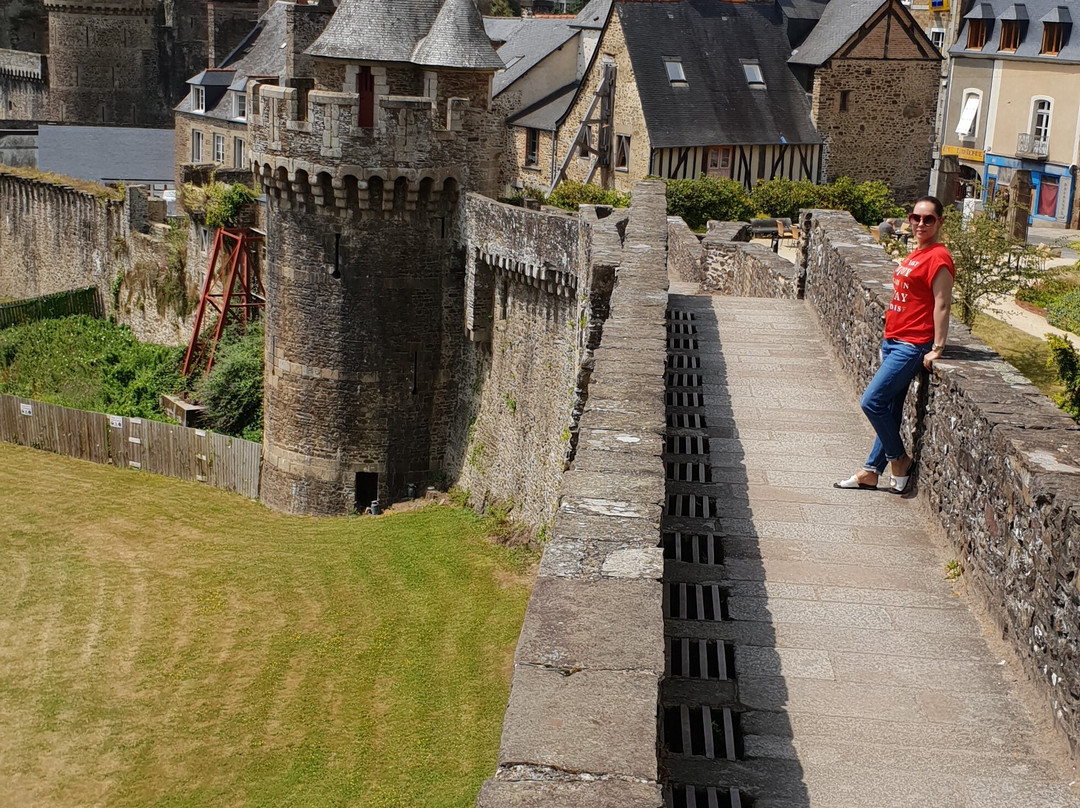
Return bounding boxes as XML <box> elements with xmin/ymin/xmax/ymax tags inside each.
<box><xmin>949</xmin><ymin>0</ymin><xmax>1080</xmax><ymax>64</ymax></box>
<box><xmin>506</xmin><ymin>82</ymin><xmax>578</xmax><ymax>130</ymax></box>
<box><xmin>788</xmin><ymin>0</ymin><xmax>885</xmax><ymax>66</ymax></box>
<box><xmin>307</xmin><ymin>0</ymin><xmax>502</xmax><ymax>69</ymax></box>
<box><xmin>619</xmin><ymin>0</ymin><xmax>820</xmax><ymax>148</ymax></box>
<box><xmin>37</xmin><ymin>125</ymin><xmax>175</xmax><ymax>184</ymax></box>
<box><xmin>175</xmin><ymin>0</ymin><xmax>288</xmax><ymax>120</ymax></box>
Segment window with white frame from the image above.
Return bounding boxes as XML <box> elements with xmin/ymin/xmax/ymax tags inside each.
<box><xmin>233</xmin><ymin>137</ymin><xmax>245</xmax><ymax>169</ymax></box>
<box><xmin>235</xmin><ymin>92</ymin><xmax>246</xmax><ymax>119</ymax></box>
<box><xmin>742</xmin><ymin>61</ymin><xmax>765</xmax><ymax>89</ymax></box>
<box><xmin>191</xmin><ymin>129</ymin><xmax>203</xmax><ymax>162</ymax></box>
<box><xmin>955</xmin><ymin>90</ymin><xmax>981</xmax><ymax>139</ymax></box>
<box><xmin>213</xmin><ymin>133</ymin><xmax>225</xmax><ymax>164</ymax></box>
<box><xmin>930</xmin><ymin>28</ymin><xmax>946</xmax><ymax>53</ymax></box>
<box><xmin>193</xmin><ymin>86</ymin><xmax>205</xmax><ymax>112</ymax></box>
<box><xmin>1031</xmin><ymin>98</ymin><xmax>1052</xmax><ymax>147</ymax></box>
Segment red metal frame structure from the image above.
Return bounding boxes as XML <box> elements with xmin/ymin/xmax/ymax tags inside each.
<box><xmin>182</xmin><ymin>227</ymin><xmax>265</xmax><ymax>376</ymax></box>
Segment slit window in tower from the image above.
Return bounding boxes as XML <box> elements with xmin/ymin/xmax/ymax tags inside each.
<box><xmin>357</xmin><ymin>66</ymin><xmax>375</xmax><ymax>128</ymax></box>
<box><xmin>412</xmin><ymin>352</ymin><xmax>418</xmax><ymax>394</ymax></box>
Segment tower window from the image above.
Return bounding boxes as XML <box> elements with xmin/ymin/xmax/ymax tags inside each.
<box><xmin>615</xmin><ymin>135</ymin><xmax>630</xmax><ymax>172</ymax></box>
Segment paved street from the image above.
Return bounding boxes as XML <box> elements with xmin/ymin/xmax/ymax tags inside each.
<box><xmin>661</xmin><ymin>290</ymin><xmax>1080</xmax><ymax>808</ymax></box>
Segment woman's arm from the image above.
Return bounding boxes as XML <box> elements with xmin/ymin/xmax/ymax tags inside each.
<box><xmin>923</xmin><ymin>267</ymin><xmax>954</xmax><ymax>369</ymax></box>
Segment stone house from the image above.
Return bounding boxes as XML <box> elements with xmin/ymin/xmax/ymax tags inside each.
<box><xmin>506</xmin><ymin>0</ymin><xmax>826</xmax><ymax>195</ymax></box>
<box><xmin>935</xmin><ymin>0</ymin><xmax>1079</xmax><ymax>227</ymax></box>
<box><xmin>789</xmin><ymin>0</ymin><xmax>943</xmax><ymax>203</ymax></box>
<box><xmin>486</xmin><ymin>0</ymin><xmax>611</xmax><ymax>191</ymax></box>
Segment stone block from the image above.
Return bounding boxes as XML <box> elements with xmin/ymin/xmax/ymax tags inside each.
<box><xmin>497</xmin><ymin>666</ymin><xmax>660</xmax><ymax>779</ymax></box>
<box><xmin>515</xmin><ymin>577</ymin><xmax>664</xmax><ymax>672</ymax></box>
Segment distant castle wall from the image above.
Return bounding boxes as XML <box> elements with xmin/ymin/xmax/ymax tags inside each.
<box><xmin>0</xmin><ymin>49</ymin><xmax>49</xmax><ymax>121</ymax></box>
<box><xmin>0</xmin><ymin>170</ymin><xmax>194</xmax><ymax>345</ymax></box>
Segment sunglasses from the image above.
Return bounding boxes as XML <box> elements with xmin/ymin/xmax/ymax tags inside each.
<box><xmin>908</xmin><ymin>213</ymin><xmax>939</xmax><ymax>226</ymax></box>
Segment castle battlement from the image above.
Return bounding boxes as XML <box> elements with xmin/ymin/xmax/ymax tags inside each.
<box><xmin>250</xmin><ymin>80</ymin><xmax>499</xmax><ymax>204</ymax></box>
<box><xmin>0</xmin><ymin>49</ymin><xmax>46</xmax><ymax>82</ymax></box>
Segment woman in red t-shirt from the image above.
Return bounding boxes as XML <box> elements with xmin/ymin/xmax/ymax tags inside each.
<box><xmin>836</xmin><ymin>196</ymin><xmax>955</xmax><ymax>494</ymax></box>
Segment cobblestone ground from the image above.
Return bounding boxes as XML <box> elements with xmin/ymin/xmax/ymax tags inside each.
<box><xmin>661</xmin><ymin>291</ymin><xmax>1080</xmax><ymax>808</ymax></box>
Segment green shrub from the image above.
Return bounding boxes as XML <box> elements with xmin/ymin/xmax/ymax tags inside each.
<box><xmin>748</xmin><ymin>178</ymin><xmax>820</xmax><ymax>222</ymax></box>
<box><xmin>666</xmin><ymin>176</ymin><xmax>753</xmax><ymax>230</ymax></box>
<box><xmin>546</xmin><ymin>180</ymin><xmax>630</xmax><ymax>211</ymax></box>
<box><xmin>194</xmin><ymin>320</ymin><xmax>264</xmax><ymax>441</ymax></box>
<box><xmin>817</xmin><ymin>177</ymin><xmax>905</xmax><ymax>226</ymax></box>
<box><xmin>1046</xmin><ymin>289</ymin><xmax>1080</xmax><ymax>335</ymax></box>
<box><xmin>203</xmin><ymin>182</ymin><xmax>259</xmax><ymax>229</ymax></box>
<box><xmin>1046</xmin><ymin>334</ymin><xmax>1080</xmax><ymax>419</ymax></box>
<box><xmin>0</xmin><ymin>315</ymin><xmax>181</xmax><ymax>418</ymax></box>
<box><xmin>1017</xmin><ymin>277</ymin><xmax>1079</xmax><ymax>310</ymax></box>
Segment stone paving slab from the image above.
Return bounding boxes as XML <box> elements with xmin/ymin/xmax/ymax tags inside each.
<box><xmin>477</xmin><ymin>778</ymin><xmax>663</xmax><ymax>808</ymax></box>
<box><xmin>663</xmin><ymin>294</ymin><xmax>1080</xmax><ymax>807</ymax></box>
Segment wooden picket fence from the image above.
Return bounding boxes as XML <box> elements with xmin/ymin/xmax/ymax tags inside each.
<box><xmin>0</xmin><ymin>287</ymin><xmax>104</xmax><ymax>328</ymax></box>
<box><xmin>0</xmin><ymin>394</ymin><xmax>262</xmax><ymax>499</ymax></box>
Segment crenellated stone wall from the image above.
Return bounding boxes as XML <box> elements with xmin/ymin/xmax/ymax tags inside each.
<box><xmin>449</xmin><ymin>194</ymin><xmax>604</xmax><ymax>530</ymax></box>
<box><xmin>478</xmin><ymin>182</ymin><xmax>668</xmax><ymax>808</ymax></box>
<box><xmin>0</xmin><ymin>49</ymin><xmax>48</xmax><ymax>121</ymax></box>
<box><xmin>799</xmin><ymin>208</ymin><xmax>1080</xmax><ymax>753</ymax></box>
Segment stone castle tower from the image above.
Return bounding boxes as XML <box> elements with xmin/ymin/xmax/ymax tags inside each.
<box><xmin>43</xmin><ymin>0</ymin><xmax>209</xmax><ymax>125</ymax></box>
<box><xmin>249</xmin><ymin>0</ymin><xmax>505</xmax><ymax>515</ymax></box>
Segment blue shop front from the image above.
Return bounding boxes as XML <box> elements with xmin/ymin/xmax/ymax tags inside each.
<box><xmin>984</xmin><ymin>154</ymin><xmax>1075</xmax><ymax>226</ymax></box>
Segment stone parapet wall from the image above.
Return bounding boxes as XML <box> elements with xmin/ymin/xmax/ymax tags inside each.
<box><xmin>478</xmin><ymin>182</ymin><xmax>668</xmax><ymax>808</ymax></box>
<box><xmin>666</xmin><ymin>216</ymin><xmax>703</xmax><ymax>284</ymax></box>
<box><xmin>701</xmin><ymin>223</ymin><xmax>801</xmax><ymax>298</ymax></box>
<box><xmin>801</xmin><ymin>208</ymin><xmax>1080</xmax><ymax>752</ymax></box>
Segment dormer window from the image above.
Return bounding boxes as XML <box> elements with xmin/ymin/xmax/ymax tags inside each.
<box><xmin>1000</xmin><ymin>20</ymin><xmax>1020</xmax><ymax>50</ymax></box>
<box><xmin>235</xmin><ymin>92</ymin><xmax>246</xmax><ymax>119</ymax></box>
<box><xmin>664</xmin><ymin>58</ymin><xmax>687</xmax><ymax>86</ymax></box>
<box><xmin>1042</xmin><ymin>22</ymin><xmax>1065</xmax><ymax>53</ymax></box>
<box><xmin>743</xmin><ymin>61</ymin><xmax>765</xmax><ymax>89</ymax></box>
<box><xmin>193</xmin><ymin>86</ymin><xmax>205</xmax><ymax>112</ymax></box>
<box><xmin>967</xmin><ymin>19</ymin><xmax>988</xmax><ymax>49</ymax></box>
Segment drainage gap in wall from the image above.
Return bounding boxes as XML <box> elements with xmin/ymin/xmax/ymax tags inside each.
<box><xmin>663</xmin><ymin>704</ymin><xmax>743</xmax><ymax>760</ymax></box>
<box><xmin>666</xmin><ymin>637</ymin><xmax>735</xmax><ymax>680</ymax></box>
<box><xmin>666</xmin><ymin>784</ymin><xmax>749</xmax><ymax>808</ymax></box>
<box><xmin>663</xmin><ymin>532</ymin><xmax>724</xmax><ymax>564</ymax></box>
<box><xmin>665</xmin><ymin>583</ymin><xmax>730</xmax><ymax>621</ymax></box>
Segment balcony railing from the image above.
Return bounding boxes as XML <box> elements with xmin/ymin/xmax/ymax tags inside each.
<box><xmin>1016</xmin><ymin>132</ymin><xmax>1049</xmax><ymax>160</ymax></box>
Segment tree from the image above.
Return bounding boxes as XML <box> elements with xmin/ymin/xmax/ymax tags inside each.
<box><xmin>489</xmin><ymin>0</ymin><xmax>515</xmax><ymax>16</ymax></box>
<box><xmin>941</xmin><ymin>196</ymin><xmax>1047</xmax><ymax>326</ymax></box>
<box><xmin>1046</xmin><ymin>334</ymin><xmax>1080</xmax><ymax>420</ymax></box>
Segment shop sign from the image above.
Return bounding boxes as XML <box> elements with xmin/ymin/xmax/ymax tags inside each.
<box><xmin>942</xmin><ymin>145</ymin><xmax>984</xmax><ymax>162</ymax></box>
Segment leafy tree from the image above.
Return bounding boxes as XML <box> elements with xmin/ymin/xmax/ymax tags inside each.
<box><xmin>489</xmin><ymin>0</ymin><xmax>515</xmax><ymax>16</ymax></box>
<box><xmin>817</xmin><ymin>177</ymin><xmax>905</xmax><ymax>226</ymax></box>
<box><xmin>1046</xmin><ymin>334</ymin><xmax>1080</xmax><ymax>420</ymax></box>
<box><xmin>748</xmin><ymin>178</ymin><xmax>820</xmax><ymax>222</ymax></box>
<box><xmin>941</xmin><ymin>197</ymin><xmax>1046</xmax><ymax>327</ymax></box>
<box><xmin>195</xmin><ymin>319</ymin><xmax>264</xmax><ymax>441</ymax></box>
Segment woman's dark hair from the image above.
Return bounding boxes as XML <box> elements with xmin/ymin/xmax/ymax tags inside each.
<box><xmin>912</xmin><ymin>195</ymin><xmax>944</xmax><ymax>217</ymax></box>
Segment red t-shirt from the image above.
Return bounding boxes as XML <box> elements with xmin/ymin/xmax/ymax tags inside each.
<box><xmin>884</xmin><ymin>242</ymin><xmax>955</xmax><ymax>344</ymax></box>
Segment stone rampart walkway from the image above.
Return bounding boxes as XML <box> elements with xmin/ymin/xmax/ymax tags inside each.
<box><xmin>661</xmin><ymin>292</ymin><xmax>1080</xmax><ymax>808</ymax></box>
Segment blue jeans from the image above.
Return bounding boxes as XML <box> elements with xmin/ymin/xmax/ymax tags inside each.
<box><xmin>860</xmin><ymin>339</ymin><xmax>931</xmax><ymax>475</ymax></box>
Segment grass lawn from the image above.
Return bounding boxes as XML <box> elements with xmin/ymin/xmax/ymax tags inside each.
<box><xmin>968</xmin><ymin>312</ymin><xmax>1064</xmax><ymax>399</ymax></box>
<box><xmin>0</xmin><ymin>442</ymin><xmax>533</xmax><ymax>808</ymax></box>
